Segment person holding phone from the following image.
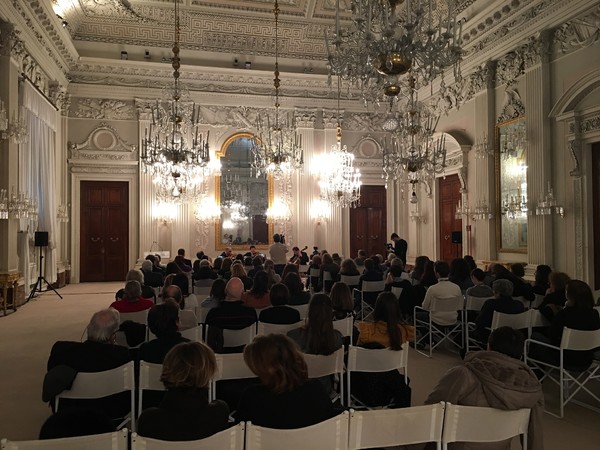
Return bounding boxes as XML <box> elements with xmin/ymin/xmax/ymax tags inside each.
<box><xmin>388</xmin><ymin>233</ymin><xmax>407</xmax><ymax>265</ymax></box>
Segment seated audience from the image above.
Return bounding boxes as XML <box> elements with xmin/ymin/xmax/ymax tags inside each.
<box><xmin>141</xmin><ymin>260</ymin><xmax>164</xmax><ymax>288</ymax></box>
<box><xmin>331</xmin><ymin>252</ymin><xmax>342</xmax><ymax>267</ymax></box>
<box><xmin>193</xmin><ymin>260</ymin><xmax>217</xmax><ymax>285</ymax></box>
<box><xmin>538</xmin><ymin>271</ymin><xmax>570</xmax><ymax>320</ymax></box>
<box><xmin>137</xmin><ymin>342</ymin><xmax>229</xmax><ymax>441</ymax></box>
<box><xmin>247</xmin><ymin>256</ymin><xmax>264</xmax><ymax>279</ymax></box>
<box><xmin>173</xmin><ymin>255</ymin><xmax>192</xmax><ymax>273</ymax></box>
<box><xmin>339</xmin><ymin>258</ymin><xmax>360</xmax><ymax>278</ymax></box>
<box><xmin>410</xmin><ymin>255</ymin><xmax>430</xmax><ymax>285</ymax></box>
<box><xmin>492</xmin><ymin>264</ymin><xmax>534</xmax><ymax>302</ymax></box>
<box><xmin>219</xmin><ymin>257</ymin><xmax>233</xmax><ymax>280</ymax></box>
<box><xmin>464</xmin><ymin>255</ymin><xmax>477</xmax><ymax>272</ymax></box>
<box><xmin>231</xmin><ymin>262</ymin><xmax>253</xmax><ymax>291</ymax></box>
<box><xmin>171</xmin><ymin>272</ymin><xmax>198</xmax><ymax>313</ymax></box>
<box><xmin>281</xmin><ymin>263</ymin><xmax>300</xmax><ymax>284</ymax></box>
<box><xmin>115</xmin><ymin>269</ymin><xmax>156</xmax><ymax>302</ymax></box>
<box><xmin>416</xmin><ymin>261</ymin><xmax>463</xmax><ymax>330</ymax></box>
<box><xmin>288</xmin><ymin>294</ymin><xmax>343</xmax><ymax>354</ymax></box>
<box><xmin>352</xmin><ymin>292</ymin><xmax>414</xmax><ymax>408</ymax></box>
<box><xmin>284</xmin><ymin>272</ymin><xmax>311</xmax><ymax>305</ymax></box>
<box><xmin>289</xmin><ymin>246</ymin><xmax>309</xmax><ymax>265</ymax></box>
<box><xmin>201</xmin><ymin>278</ymin><xmax>227</xmax><ymax>310</ymax></box>
<box><xmin>307</xmin><ymin>254</ymin><xmax>322</xmax><ymax>290</ymax></box>
<box><xmin>39</xmin><ymin>407</ymin><xmax>114</xmax><ymax>439</ymax></box>
<box><xmin>449</xmin><ymin>257</ymin><xmax>474</xmax><ymax>292</ymax></box>
<box><xmin>473</xmin><ymin>279</ymin><xmax>525</xmax><ymax>342</ymax></box>
<box><xmin>330</xmin><ymin>282</ymin><xmax>354</xmax><ymax>320</ymax></box>
<box><xmin>426</xmin><ymin>327</ymin><xmax>544</xmax><ymax>450</ymax></box>
<box><xmin>146</xmin><ymin>254</ymin><xmax>165</xmax><ymax>275</ymax></box>
<box><xmin>530</xmin><ymin>279</ymin><xmax>600</xmax><ymax>370</ymax></box>
<box><xmin>140</xmin><ymin>301</ymin><xmax>189</xmax><ymax>363</ymax></box>
<box><xmin>164</xmin><ymin>284</ymin><xmax>197</xmax><ymax>331</ymax></box>
<box><xmin>212</xmin><ymin>257</ymin><xmax>223</xmax><ymax>278</ymax></box>
<box><xmin>385</xmin><ymin>262</ymin><xmax>415</xmax><ymax>318</ymax></box>
<box><xmin>466</xmin><ymin>268</ymin><xmax>494</xmax><ymax>298</ymax></box>
<box><xmin>532</xmin><ymin>264</ymin><xmax>552</xmax><ymax>296</ymax></box>
<box><xmin>413</xmin><ymin>259</ymin><xmax>437</xmax><ymax>307</ymax></box>
<box><xmin>177</xmin><ymin>248</ymin><xmax>193</xmax><ymax>267</ymax></box>
<box><xmin>259</xmin><ymin>283</ymin><xmax>301</xmax><ymax>324</ymax></box>
<box><xmin>354</xmin><ymin>249</ymin><xmax>367</xmax><ymax>267</ymax></box>
<box><xmin>110</xmin><ymin>280</ymin><xmax>154</xmax><ymax>313</ymax></box>
<box><xmin>205</xmin><ymin>277</ymin><xmax>257</xmax><ymax>332</ymax></box>
<box><xmin>234</xmin><ymin>334</ymin><xmax>334</xmax><ymax>429</ymax></box>
<box><xmin>263</xmin><ymin>259</ymin><xmax>281</xmax><ymax>288</ymax></box>
<box><xmin>242</xmin><ymin>270</ymin><xmax>271</xmax><ymax>309</ymax></box>
<box><xmin>165</xmin><ymin>261</ymin><xmax>183</xmax><ymax>276</ymax></box>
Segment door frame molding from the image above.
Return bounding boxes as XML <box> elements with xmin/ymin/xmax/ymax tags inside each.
<box><xmin>68</xmin><ymin>123</ymin><xmax>139</xmax><ymax>283</ymax></box>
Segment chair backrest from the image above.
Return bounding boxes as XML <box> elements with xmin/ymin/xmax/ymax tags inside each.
<box><xmin>1</xmin><ymin>429</ymin><xmax>128</xmax><ymax>450</ymax></box>
<box><xmin>290</xmin><ymin>304</ymin><xmax>309</xmax><ymax>319</ymax></box>
<box><xmin>529</xmin><ymin>309</ymin><xmax>550</xmax><ymax>329</ymax></box>
<box><xmin>323</xmin><ymin>271</ymin><xmax>333</xmax><ymax>282</ymax></box>
<box><xmin>560</xmin><ymin>327</ymin><xmax>600</xmax><ymax>351</ymax></box>
<box><xmin>465</xmin><ymin>296</ymin><xmax>492</xmax><ymax>312</ymax></box>
<box><xmin>213</xmin><ymin>353</ymin><xmax>255</xmax><ymax>382</ymax></box>
<box><xmin>303</xmin><ymin>347</ymin><xmax>345</xmax><ymax>379</ymax></box>
<box><xmin>205</xmin><ymin>324</ymin><xmax>256</xmax><ymax>348</ymax></box>
<box><xmin>429</xmin><ymin>295</ymin><xmax>464</xmax><ymax>312</ymax></box>
<box><xmin>347</xmin><ymin>343</ymin><xmax>408</xmax><ymax>376</ymax></box>
<box><xmin>340</xmin><ymin>275</ymin><xmax>361</xmax><ymax>287</ymax></box>
<box><xmin>513</xmin><ymin>296</ymin><xmax>528</xmax><ymax>307</ymax></box>
<box><xmin>119</xmin><ymin>310</ymin><xmax>149</xmax><ymax>325</ymax></box>
<box><xmin>138</xmin><ymin>361</ymin><xmax>165</xmax><ymax>416</ymax></box>
<box><xmin>332</xmin><ymin>316</ymin><xmax>354</xmax><ymax>338</ymax></box>
<box><xmin>197</xmin><ymin>306</ymin><xmax>211</xmax><ymax>324</ymax></box>
<box><xmin>491</xmin><ymin>310</ymin><xmax>531</xmax><ymax>331</ymax></box>
<box><xmin>391</xmin><ymin>286</ymin><xmax>403</xmax><ymax>300</ymax></box>
<box><xmin>192</xmin><ymin>285</ymin><xmax>213</xmax><ymax>297</ymax></box>
<box><xmin>532</xmin><ymin>294</ymin><xmax>545</xmax><ymax>308</ymax></box>
<box><xmin>441</xmin><ymin>403</ymin><xmax>530</xmax><ymax>449</ymax></box>
<box><xmin>245</xmin><ymin>411</ymin><xmax>349</xmax><ymax>450</ymax></box>
<box><xmin>309</xmin><ymin>268</ymin><xmax>320</xmax><ymax>278</ymax></box>
<box><xmin>348</xmin><ymin>403</ymin><xmax>445</xmax><ymax>449</ymax></box>
<box><xmin>361</xmin><ymin>280</ymin><xmax>386</xmax><ymax>293</ymax></box>
<box><xmin>178</xmin><ymin>309</ymin><xmax>198</xmax><ymax>330</ymax></box>
<box><xmin>131</xmin><ymin>423</ymin><xmax>245</xmax><ymax>450</ymax></box>
<box><xmin>299</xmin><ymin>264</ymin><xmax>309</xmax><ymax>274</ymax></box>
<box><xmin>257</xmin><ymin>321</ymin><xmax>304</xmax><ymax>336</ymax></box>
<box><xmin>180</xmin><ymin>325</ymin><xmax>204</xmax><ymax>342</ymax></box>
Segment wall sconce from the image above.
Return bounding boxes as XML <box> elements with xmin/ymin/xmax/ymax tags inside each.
<box><xmin>310</xmin><ymin>199</ymin><xmax>330</xmax><ymax>225</ymax></box>
<box><xmin>153</xmin><ymin>201</ymin><xmax>177</xmax><ymax>224</ymax></box>
<box><xmin>471</xmin><ymin>199</ymin><xmax>494</xmax><ymax>221</ymax></box>
<box><xmin>195</xmin><ymin>198</ymin><xmax>220</xmax><ymax>249</ymax></box>
<box><xmin>536</xmin><ymin>182</ymin><xmax>565</xmax><ymax>218</ymax></box>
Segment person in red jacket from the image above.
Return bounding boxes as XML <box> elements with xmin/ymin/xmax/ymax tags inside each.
<box><xmin>110</xmin><ymin>280</ymin><xmax>154</xmax><ymax>313</ymax></box>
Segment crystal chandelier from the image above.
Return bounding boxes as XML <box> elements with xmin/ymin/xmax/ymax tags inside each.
<box><xmin>500</xmin><ymin>121</ymin><xmax>526</xmax><ymax>160</ymax></box>
<box><xmin>382</xmin><ymin>75</ymin><xmax>446</xmax><ymax>189</ymax></box>
<box><xmin>474</xmin><ymin>133</ymin><xmax>493</xmax><ymax>159</ymax></box>
<box><xmin>536</xmin><ymin>182</ymin><xmax>565</xmax><ymax>218</ymax></box>
<box><xmin>502</xmin><ymin>192</ymin><xmax>527</xmax><ymax>220</ymax></box>
<box><xmin>472</xmin><ymin>200</ymin><xmax>494</xmax><ymax>221</ymax></box>
<box><xmin>140</xmin><ymin>0</ymin><xmax>212</xmax><ymax>203</ymax></box>
<box><xmin>326</xmin><ymin>0</ymin><xmax>463</xmax><ymax>99</ymax></box>
<box><xmin>317</xmin><ymin>77</ymin><xmax>361</xmax><ymax>208</ymax></box>
<box><xmin>0</xmin><ymin>99</ymin><xmax>28</xmax><ymax>145</ymax></box>
<box><xmin>454</xmin><ymin>199</ymin><xmax>470</xmax><ymax>220</ymax></box>
<box><xmin>0</xmin><ymin>187</ymin><xmax>37</xmax><ymax>220</ymax></box>
<box><xmin>251</xmin><ymin>0</ymin><xmax>303</xmax><ymax>179</ymax></box>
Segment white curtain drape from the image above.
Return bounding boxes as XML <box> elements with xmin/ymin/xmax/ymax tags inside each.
<box><xmin>18</xmin><ymin>80</ymin><xmax>59</xmax><ymax>284</ymax></box>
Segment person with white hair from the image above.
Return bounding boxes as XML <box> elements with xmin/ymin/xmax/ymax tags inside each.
<box><xmin>115</xmin><ymin>269</ymin><xmax>157</xmax><ymax>302</ymax></box>
<box><xmin>110</xmin><ymin>280</ymin><xmax>154</xmax><ymax>313</ymax></box>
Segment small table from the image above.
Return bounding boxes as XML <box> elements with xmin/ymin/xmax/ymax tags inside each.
<box><xmin>0</xmin><ymin>272</ymin><xmax>20</xmax><ymax>316</ymax></box>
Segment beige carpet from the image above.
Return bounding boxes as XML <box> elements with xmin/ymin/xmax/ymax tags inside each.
<box><xmin>0</xmin><ymin>282</ymin><xmax>599</xmax><ymax>448</ymax></box>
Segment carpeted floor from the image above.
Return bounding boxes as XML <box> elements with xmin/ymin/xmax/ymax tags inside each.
<box><xmin>0</xmin><ymin>282</ymin><xmax>599</xmax><ymax>448</ymax></box>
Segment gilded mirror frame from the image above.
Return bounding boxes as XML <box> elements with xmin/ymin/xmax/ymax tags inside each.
<box><xmin>214</xmin><ymin>132</ymin><xmax>274</xmax><ymax>252</ymax></box>
<box><xmin>495</xmin><ymin>115</ymin><xmax>528</xmax><ymax>254</ymax></box>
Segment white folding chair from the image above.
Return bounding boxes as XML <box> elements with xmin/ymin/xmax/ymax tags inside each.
<box><xmin>245</xmin><ymin>411</ymin><xmax>349</xmax><ymax>450</ymax></box>
<box><xmin>303</xmin><ymin>347</ymin><xmax>345</xmax><ymax>402</ymax></box>
<box><xmin>525</xmin><ymin>327</ymin><xmax>600</xmax><ymax>418</ymax></box>
<box><xmin>138</xmin><ymin>361</ymin><xmax>165</xmax><ymax>417</ymax></box>
<box><xmin>491</xmin><ymin>310</ymin><xmax>532</xmax><ymax>334</ymax></box>
<box><xmin>340</xmin><ymin>275</ymin><xmax>361</xmax><ymax>288</ymax></box>
<box><xmin>309</xmin><ymin>268</ymin><xmax>320</xmax><ymax>290</ymax></box>
<box><xmin>299</xmin><ymin>264</ymin><xmax>309</xmax><ymax>275</ymax></box>
<box><xmin>54</xmin><ymin>362</ymin><xmax>136</xmax><ymax>432</ymax></box>
<box><xmin>441</xmin><ymin>403</ymin><xmax>530</xmax><ymax>450</ymax></box>
<box><xmin>180</xmin><ymin>325</ymin><xmax>204</xmax><ymax>342</ymax></box>
<box><xmin>290</xmin><ymin>304</ymin><xmax>309</xmax><ymax>320</ymax></box>
<box><xmin>464</xmin><ymin>296</ymin><xmax>493</xmax><ymax>353</ymax></box>
<box><xmin>1</xmin><ymin>429</ymin><xmax>128</xmax><ymax>450</ymax></box>
<box><xmin>205</xmin><ymin>324</ymin><xmax>256</xmax><ymax>348</ymax></box>
<box><xmin>130</xmin><ymin>423</ymin><xmax>245</xmax><ymax>450</ymax></box>
<box><xmin>257</xmin><ymin>321</ymin><xmax>303</xmax><ymax>336</ymax></box>
<box><xmin>178</xmin><ymin>309</ymin><xmax>198</xmax><ymax>330</ymax></box>
<box><xmin>354</xmin><ymin>280</ymin><xmax>386</xmax><ymax>321</ymax></box>
<box><xmin>414</xmin><ymin>295</ymin><xmax>464</xmax><ymax>357</ymax></box>
<box><xmin>333</xmin><ymin>316</ymin><xmax>354</xmax><ymax>338</ymax></box>
<box><xmin>192</xmin><ymin>285</ymin><xmax>213</xmax><ymax>297</ymax></box>
<box><xmin>390</xmin><ymin>286</ymin><xmax>403</xmax><ymax>300</ymax></box>
<box><xmin>529</xmin><ymin>309</ymin><xmax>550</xmax><ymax>334</ymax></box>
<box><xmin>513</xmin><ymin>295</ymin><xmax>528</xmax><ymax>308</ymax></box>
<box><xmin>348</xmin><ymin>403</ymin><xmax>445</xmax><ymax>450</ymax></box>
<box><xmin>532</xmin><ymin>293</ymin><xmax>545</xmax><ymax>308</ymax></box>
<box><xmin>119</xmin><ymin>310</ymin><xmax>149</xmax><ymax>326</ymax></box>
<box><xmin>212</xmin><ymin>353</ymin><xmax>257</xmax><ymax>403</ymax></box>
<box><xmin>346</xmin><ymin>343</ymin><xmax>409</xmax><ymax>408</ymax></box>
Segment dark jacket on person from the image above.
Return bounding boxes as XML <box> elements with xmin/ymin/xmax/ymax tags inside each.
<box><xmin>548</xmin><ymin>306</ymin><xmax>600</xmax><ymax>370</ymax></box>
<box><xmin>139</xmin><ymin>333</ymin><xmax>189</xmax><ymax>364</ymax></box>
<box><xmin>137</xmin><ymin>387</ymin><xmax>229</xmax><ymax>441</ymax></box>
<box><xmin>259</xmin><ymin>306</ymin><xmax>301</xmax><ymax>325</ymax></box>
<box><xmin>474</xmin><ymin>296</ymin><xmax>525</xmax><ymax>336</ymax></box>
<box><xmin>288</xmin><ymin>291</ymin><xmax>311</xmax><ymax>305</ymax></box>
<box><xmin>205</xmin><ymin>301</ymin><xmax>258</xmax><ymax>330</ymax></box>
<box><xmin>142</xmin><ymin>269</ymin><xmax>164</xmax><ymax>288</ymax></box>
<box><xmin>234</xmin><ymin>379</ymin><xmax>334</xmax><ymax>429</ymax></box>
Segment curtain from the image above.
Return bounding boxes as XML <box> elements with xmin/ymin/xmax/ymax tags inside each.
<box><xmin>18</xmin><ymin>80</ymin><xmax>59</xmax><ymax>284</ymax></box>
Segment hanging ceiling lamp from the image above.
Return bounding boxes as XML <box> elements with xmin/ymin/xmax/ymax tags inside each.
<box><xmin>317</xmin><ymin>76</ymin><xmax>361</xmax><ymax>208</ymax></box>
<box><xmin>251</xmin><ymin>0</ymin><xmax>304</xmax><ymax>179</ymax></box>
<box><xmin>140</xmin><ymin>0</ymin><xmax>218</xmax><ymax>203</ymax></box>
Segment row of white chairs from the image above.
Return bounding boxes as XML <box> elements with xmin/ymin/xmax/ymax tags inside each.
<box><xmin>2</xmin><ymin>402</ymin><xmax>532</xmax><ymax>450</ymax></box>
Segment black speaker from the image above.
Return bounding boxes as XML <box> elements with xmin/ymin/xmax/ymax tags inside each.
<box><xmin>34</xmin><ymin>231</ymin><xmax>49</xmax><ymax>247</ymax></box>
<box><xmin>451</xmin><ymin>231</ymin><xmax>462</xmax><ymax>244</ymax></box>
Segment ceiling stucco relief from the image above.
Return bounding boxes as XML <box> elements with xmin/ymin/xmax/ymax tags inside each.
<box><xmin>554</xmin><ymin>5</ymin><xmax>600</xmax><ymax>55</ymax></box>
<box><xmin>71</xmin><ymin>98</ymin><xmax>136</xmax><ymax>120</ymax></box>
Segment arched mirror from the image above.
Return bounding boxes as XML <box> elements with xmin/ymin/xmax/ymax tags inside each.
<box><xmin>495</xmin><ymin>116</ymin><xmax>528</xmax><ymax>253</ymax></box>
<box><xmin>215</xmin><ymin>133</ymin><xmax>273</xmax><ymax>251</ymax></box>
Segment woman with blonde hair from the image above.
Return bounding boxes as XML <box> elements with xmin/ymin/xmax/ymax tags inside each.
<box><xmin>137</xmin><ymin>342</ymin><xmax>229</xmax><ymax>441</ymax></box>
<box><xmin>234</xmin><ymin>334</ymin><xmax>333</xmax><ymax>429</ymax></box>
<box><xmin>231</xmin><ymin>262</ymin><xmax>252</xmax><ymax>290</ymax></box>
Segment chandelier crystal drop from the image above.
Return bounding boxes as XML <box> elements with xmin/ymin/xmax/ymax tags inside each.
<box><xmin>140</xmin><ymin>0</ymin><xmax>215</xmax><ymax>203</ymax></box>
<box><xmin>251</xmin><ymin>0</ymin><xmax>303</xmax><ymax>179</ymax></box>
<box><xmin>382</xmin><ymin>75</ymin><xmax>446</xmax><ymax>190</ymax></box>
<box><xmin>326</xmin><ymin>0</ymin><xmax>463</xmax><ymax>102</ymax></box>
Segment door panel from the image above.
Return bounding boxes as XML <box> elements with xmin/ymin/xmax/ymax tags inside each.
<box><xmin>439</xmin><ymin>175</ymin><xmax>462</xmax><ymax>262</ymax></box>
<box><xmin>350</xmin><ymin>185</ymin><xmax>387</xmax><ymax>259</ymax></box>
<box><xmin>80</xmin><ymin>181</ymin><xmax>129</xmax><ymax>282</ymax></box>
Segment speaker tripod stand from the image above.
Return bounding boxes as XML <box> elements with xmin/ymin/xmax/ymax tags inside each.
<box><xmin>27</xmin><ymin>246</ymin><xmax>63</xmax><ymax>301</ymax></box>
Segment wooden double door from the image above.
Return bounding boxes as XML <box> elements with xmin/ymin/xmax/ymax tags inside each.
<box><xmin>439</xmin><ymin>174</ymin><xmax>463</xmax><ymax>262</ymax></box>
<box><xmin>80</xmin><ymin>181</ymin><xmax>129</xmax><ymax>282</ymax></box>
<box><xmin>350</xmin><ymin>185</ymin><xmax>387</xmax><ymax>258</ymax></box>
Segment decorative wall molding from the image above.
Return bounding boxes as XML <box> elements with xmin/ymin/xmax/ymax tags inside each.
<box><xmin>68</xmin><ymin>123</ymin><xmax>138</xmax><ymax>163</ymax></box>
<box><xmin>554</xmin><ymin>6</ymin><xmax>600</xmax><ymax>55</ymax></box>
<box><xmin>71</xmin><ymin>98</ymin><xmax>136</xmax><ymax>120</ymax></box>
<box><xmin>498</xmin><ymin>88</ymin><xmax>525</xmax><ymax>123</ymax></box>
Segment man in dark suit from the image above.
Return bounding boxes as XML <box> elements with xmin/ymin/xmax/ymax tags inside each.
<box><xmin>177</xmin><ymin>248</ymin><xmax>192</xmax><ymax>268</ymax></box>
<box><xmin>141</xmin><ymin>260</ymin><xmax>164</xmax><ymax>288</ymax></box>
<box><xmin>389</xmin><ymin>233</ymin><xmax>408</xmax><ymax>265</ymax></box>
<box><xmin>46</xmin><ymin>308</ymin><xmax>132</xmax><ymax>419</ymax></box>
